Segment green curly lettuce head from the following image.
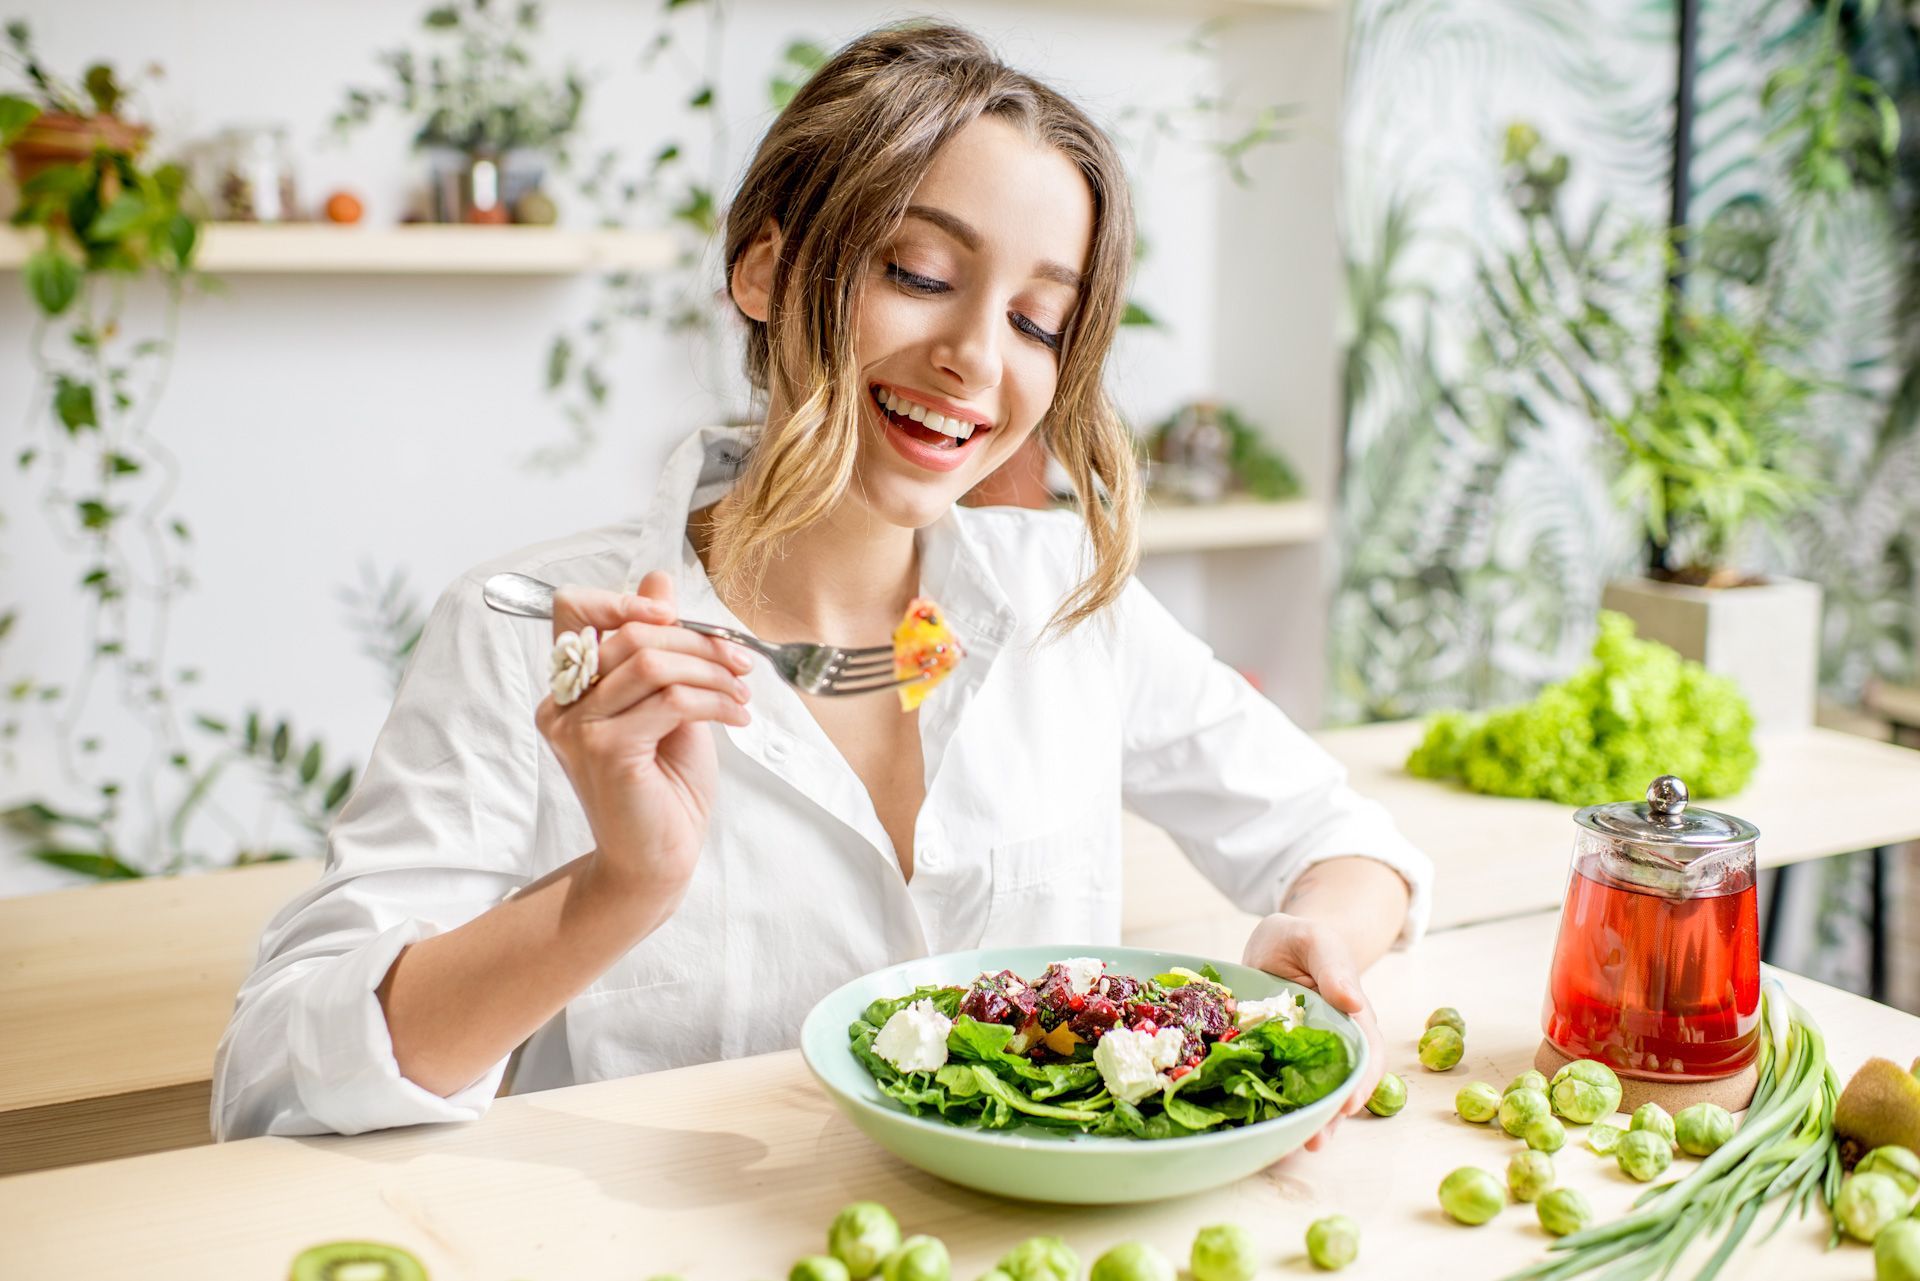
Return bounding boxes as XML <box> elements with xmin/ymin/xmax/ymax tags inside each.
<box><xmin>1402</xmin><ymin>612</ymin><xmax>1756</xmax><ymax>805</ymax></box>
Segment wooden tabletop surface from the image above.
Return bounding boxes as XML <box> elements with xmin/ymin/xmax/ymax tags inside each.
<box><xmin>7</xmin><ymin>720</ymin><xmax>1919</xmax><ymax>1175</ymax></box>
<box><xmin>2</xmin><ymin>910</ymin><xmax>1909</xmax><ymax>1280</ymax></box>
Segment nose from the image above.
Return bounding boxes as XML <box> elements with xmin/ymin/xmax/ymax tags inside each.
<box><xmin>928</xmin><ymin>293</ymin><xmax>1003</xmax><ymax>396</ymax></box>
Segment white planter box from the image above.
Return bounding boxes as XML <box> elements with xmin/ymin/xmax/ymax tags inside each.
<box><xmin>1600</xmin><ymin>576</ymin><xmax>1822</xmax><ymax>731</ymax></box>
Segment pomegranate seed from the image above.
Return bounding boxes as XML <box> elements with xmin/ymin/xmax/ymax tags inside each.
<box><xmin>1168</xmin><ymin>1065</ymin><xmax>1193</xmax><ymax>1081</ymax></box>
<box><xmin>1221</xmin><ymin>1027</ymin><xmax>1241</xmax><ymax>1042</ymax></box>
<box><xmin>1137</xmin><ymin>1020</ymin><xmax>1157</xmax><ymax>1035</ymax></box>
<box><xmin>1067</xmin><ymin>994</ymin><xmax>1085</xmax><ymax>1011</ymax></box>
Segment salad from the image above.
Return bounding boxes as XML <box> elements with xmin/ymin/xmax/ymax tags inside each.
<box><xmin>848</xmin><ymin>957</ymin><xmax>1354</xmax><ymax>1139</ymax></box>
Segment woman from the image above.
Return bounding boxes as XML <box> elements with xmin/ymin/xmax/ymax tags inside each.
<box><xmin>212</xmin><ymin>23</ymin><xmax>1431</xmax><ymax>1148</ymax></box>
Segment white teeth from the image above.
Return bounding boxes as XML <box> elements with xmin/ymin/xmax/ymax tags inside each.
<box><xmin>872</xmin><ymin>386</ymin><xmax>977</xmax><ymax>442</ymax></box>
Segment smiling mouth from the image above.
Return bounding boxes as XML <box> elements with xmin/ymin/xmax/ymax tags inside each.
<box><xmin>871</xmin><ymin>385</ymin><xmax>990</xmax><ymax>451</ymax></box>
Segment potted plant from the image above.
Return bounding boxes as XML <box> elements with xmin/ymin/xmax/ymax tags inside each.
<box><xmin>332</xmin><ymin>0</ymin><xmax>586</xmax><ymax>224</ymax></box>
<box><xmin>1599</xmin><ymin>306</ymin><xmax>1824</xmax><ymax>730</ymax></box>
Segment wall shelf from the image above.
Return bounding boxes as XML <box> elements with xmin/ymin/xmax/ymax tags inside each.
<box><xmin>1138</xmin><ymin>497</ymin><xmax>1328</xmax><ymax>555</ymax></box>
<box><xmin>0</xmin><ymin>223</ymin><xmax>677</xmax><ymax>276</ymax></box>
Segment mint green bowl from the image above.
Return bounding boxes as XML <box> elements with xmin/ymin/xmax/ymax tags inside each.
<box><xmin>799</xmin><ymin>944</ymin><xmax>1368</xmax><ymax>1204</ymax></box>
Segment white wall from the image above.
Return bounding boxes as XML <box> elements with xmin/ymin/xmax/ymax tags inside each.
<box><xmin>0</xmin><ymin>0</ymin><xmax>1340</xmax><ymax>892</ymax></box>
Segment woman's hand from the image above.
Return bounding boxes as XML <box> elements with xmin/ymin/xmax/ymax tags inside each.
<box><xmin>534</xmin><ymin>570</ymin><xmax>754</xmax><ymax>918</ymax></box>
<box><xmin>1242</xmin><ymin>912</ymin><xmax>1388</xmax><ymax>1153</ymax></box>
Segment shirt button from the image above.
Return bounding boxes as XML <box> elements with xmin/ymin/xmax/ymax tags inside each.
<box><xmin>920</xmin><ymin>839</ymin><xmax>940</xmax><ymax>868</ymax></box>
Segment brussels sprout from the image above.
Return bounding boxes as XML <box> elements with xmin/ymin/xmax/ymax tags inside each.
<box><xmin>882</xmin><ymin>1236</ymin><xmax>951</xmax><ymax>1281</ymax></box>
<box><xmin>1426</xmin><ymin>1007</ymin><xmax>1466</xmax><ymax>1037</ymax></box>
<box><xmin>1438</xmin><ymin>1167</ymin><xmax>1504</xmax><ymax>1225</ymax></box>
<box><xmin>1674</xmin><ymin>1103</ymin><xmax>1734</xmax><ymax>1158</ymax></box>
<box><xmin>1840</xmin><ymin>1173</ymin><xmax>1912</xmax><ymax>1243</ymax></box>
<box><xmin>974</xmin><ymin>1272</ymin><xmax>1015</xmax><ymax>1281</ymax></box>
<box><xmin>1089</xmin><ymin>1242</ymin><xmax>1175</xmax><ymax>1281</ymax></box>
<box><xmin>1536</xmin><ymin>1187</ymin><xmax>1595</xmax><ymax>1238</ymax></box>
<box><xmin>1419</xmin><ymin>1025</ymin><xmax>1464</xmax><ymax>1072</ymax></box>
<box><xmin>1507</xmin><ymin>1149</ymin><xmax>1556</xmax><ymax>1203</ymax></box>
<box><xmin>1524</xmin><ymin>1116</ymin><xmax>1567</xmax><ymax>1154</ymax></box>
<box><xmin>830</xmin><ymin>1202</ymin><xmax>904</xmax><ymax>1280</ymax></box>
<box><xmin>794</xmin><ymin>1259</ymin><xmax>853</xmax><ymax>1281</ymax></box>
<box><xmin>1305</xmin><ymin>1215</ymin><xmax>1359</xmax><ymax>1271</ymax></box>
<box><xmin>1616</xmin><ymin>1129</ymin><xmax>1673</xmax><ymax>1182</ymax></box>
<box><xmin>1190</xmin><ymin>1224</ymin><xmax>1255</xmax><ymax>1281</ymax></box>
<box><xmin>1630</xmin><ymin>1103</ymin><xmax>1676</xmax><ymax>1149</ymax></box>
<box><xmin>1456</xmin><ymin>1082</ymin><xmax>1501</xmax><ymax>1124</ymax></box>
<box><xmin>1506</xmin><ymin>1070</ymin><xmax>1549</xmax><ymax>1097</ymax></box>
<box><xmin>1586</xmin><ymin>1123</ymin><xmax>1625</xmax><ymax>1155</ymax></box>
<box><xmin>1859</xmin><ymin>1147</ymin><xmax>1920</xmax><ymax>1204</ymax></box>
<box><xmin>1876</xmin><ymin>1218</ymin><xmax>1920</xmax><ymax>1281</ymax></box>
<box><xmin>999</xmin><ymin>1237</ymin><xmax>1081</xmax><ymax>1281</ymax></box>
<box><xmin>1549</xmin><ymin>1060</ymin><xmax>1623</xmax><ymax>1124</ymax></box>
<box><xmin>1367</xmin><ymin>1073</ymin><xmax>1408</xmax><ymax>1117</ymax></box>
<box><xmin>1500</xmin><ymin>1087</ymin><xmax>1551</xmax><ymax>1138</ymax></box>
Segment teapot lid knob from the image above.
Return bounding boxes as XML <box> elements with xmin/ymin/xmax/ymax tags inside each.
<box><xmin>1647</xmin><ymin>775</ymin><xmax>1690</xmax><ymax>821</ymax></box>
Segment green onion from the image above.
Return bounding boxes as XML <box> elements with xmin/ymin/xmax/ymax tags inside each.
<box><xmin>1501</xmin><ymin>979</ymin><xmax>1836</xmax><ymax>1281</ymax></box>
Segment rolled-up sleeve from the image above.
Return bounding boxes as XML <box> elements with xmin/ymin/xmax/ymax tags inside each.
<box><xmin>1113</xmin><ymin>577</ymin><xmax>1433</xmax><ymax>948</ymax></box>
<box><xmin>211</xmin><ymin>572</ymin><xmax>543</xmax><ymax>1139</ymax></box>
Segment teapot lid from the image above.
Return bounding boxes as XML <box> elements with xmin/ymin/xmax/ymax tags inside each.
<box><xmin>1573</xmin><ymin>776</ymin><xmax>1759</xmax><ymax>855</ymax></box>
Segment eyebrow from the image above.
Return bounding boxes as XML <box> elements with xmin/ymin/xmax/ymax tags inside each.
<box><xmin>903</xmin><ymin>204</ymin><xmax>1083</xmax><ymax>290</ymax></box>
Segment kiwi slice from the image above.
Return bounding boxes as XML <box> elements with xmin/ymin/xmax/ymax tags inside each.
<box><xmin>288</xmin><ymin>1241</ymin><xmax>429</xmax><ymax>1281</ymax></box>
<box><xmin>1835</xmin><ymin>1057</ymin><xmax>1920</xmax><ymax>1154</ymax></box>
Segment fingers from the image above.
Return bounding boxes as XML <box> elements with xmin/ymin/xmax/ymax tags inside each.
<box><xmin>572</xmin><ymin>643</ymin><xmax>752</xmax><ymax>721</ymax></box>
<box><xmin>596</xmin><ymin>619</ymin><xmax>754</xmax><ymax>678</ymax></box>
<box><xmin>550</xmin><ymin>571</ymin><xmax>678</xmax><ymax>642</ymax></box>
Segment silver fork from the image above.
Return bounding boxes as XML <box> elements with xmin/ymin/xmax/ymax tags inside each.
<box><xmin>481</xmin><ymin>572</ymin><xmax>930</xmax><ymax>698</ymax></box>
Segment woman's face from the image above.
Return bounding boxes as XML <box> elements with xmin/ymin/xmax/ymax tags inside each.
<box><xmin>850</xmin><ymin>114</ymin><xmax>1096</xmax><ymax>530</ymax></box>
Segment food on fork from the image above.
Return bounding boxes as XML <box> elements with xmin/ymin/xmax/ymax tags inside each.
<box><xmin>891</xmin><ymin>597</ymin><xmax>964</xmax><ymax>711</ymax></box>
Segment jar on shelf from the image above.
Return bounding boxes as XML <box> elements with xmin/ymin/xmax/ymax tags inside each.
<box><xmin>209</xmin><ymin>126</ymin><xmax>298</xmax><ymax>222</ymax></box>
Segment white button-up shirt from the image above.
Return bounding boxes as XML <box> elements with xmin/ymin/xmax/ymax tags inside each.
<box><xmin>211</xmin><ymin>425</ymin><xmax>1433</xmax><ymax>1140</ymax></box>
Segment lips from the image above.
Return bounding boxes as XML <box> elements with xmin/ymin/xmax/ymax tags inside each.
<box><xmin>870</xmin><ymin>391</ymin><xmax>987</xmax><ymax>473</ymax></box>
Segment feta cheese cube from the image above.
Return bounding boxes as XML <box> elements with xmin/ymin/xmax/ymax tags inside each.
<box><xmin>873</xmin><ymin>999</ymin><xmax>954</xmax><ymax>1073</ymax></box>
<box><xmin>1059</xmin><ymin>956</ymin><xmax>1106</xmax><ymax>997</ymax></box>
<box><xmin>1234</xmin><ymin>994</ymin><xmax>1305</xmax><ymax>1032</ymax></box>
<box><xmin>1093</xmin><ymin>1026</ymin><xmax>1189</xmax><ymax>1104</ymax></box>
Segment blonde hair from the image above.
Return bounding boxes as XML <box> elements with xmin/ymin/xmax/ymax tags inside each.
<box><xmin>708</xmin><ymin>21</ymin><xmax>1140</xmax><ymax>640</ymax></box>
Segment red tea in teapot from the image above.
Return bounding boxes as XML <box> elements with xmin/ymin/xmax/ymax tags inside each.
<box><xmin>1542</xmin><ymin>863</ymin><xmax>1761</xmax><ymax>1079</ymax></box>
<box><xmin>1541</xmin><ymin>775</ymin><xmax>1763</xmax><ymax>1082</ymax></box>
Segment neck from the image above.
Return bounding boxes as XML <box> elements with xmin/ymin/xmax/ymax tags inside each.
<box><xmin>693</xmin><ymin>495</ymin><xmax>920</xmax><ymax>645</ymax></box>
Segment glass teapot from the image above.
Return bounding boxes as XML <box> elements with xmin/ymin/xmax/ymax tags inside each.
<box><xmin>1541</xmin><ymin>775</ymin><xmax>1762</xmax><ymax>1081</ymax></box>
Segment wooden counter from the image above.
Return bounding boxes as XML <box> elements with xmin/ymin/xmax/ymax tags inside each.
<box><xmin>2</xmin><ymin>911</ymin><xmax>1907</xmax><ymax>1279</ymax></box>
<box><xmin>1124</xmin><ymin>720</ymin><xmax>1920</xmax><ymax>945</ymax></box>
<box><xmin>0</xmin><ymin>857</ymin><xmax>320</xmax><ymax>1174</ymax></box>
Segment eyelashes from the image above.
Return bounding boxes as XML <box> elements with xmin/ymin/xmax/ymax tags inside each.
<box><xmin>884</xmin><ymin>262</ymin><xmax>1064</xmax><ymax>353</ymax></box>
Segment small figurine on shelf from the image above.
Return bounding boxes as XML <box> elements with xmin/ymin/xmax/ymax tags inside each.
<box><xmin>1145</xmin><ymin>400</ymin><xmax>1302</xmax><ymax>504</ymax></box>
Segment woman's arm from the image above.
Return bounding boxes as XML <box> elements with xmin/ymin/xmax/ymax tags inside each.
<box><xmin>1275</xmin><ymin>854</ymin><xmax>1413</xmax><ymax>972</ymax></box>
<box><xmin>376</xmin><ymin>852</ymin><xmax>675</xmax><ymax>1097</ymax></box>
<box><xmin>380</xmin><ymin>570</ymin><xmax>751</xmax><ymax>1098</ymax></box>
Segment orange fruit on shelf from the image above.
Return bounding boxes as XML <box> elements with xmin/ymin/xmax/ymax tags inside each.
<box><xmin>323</xmin><ymin>190</ymin><xmax>364</xmax><ymax>225</ymax></box>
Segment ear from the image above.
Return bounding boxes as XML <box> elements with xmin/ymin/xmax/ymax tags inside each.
<box><xmin>729</xmin><ymin>218</ymin><xmax>784</xmax><ymax>323</ymax></box>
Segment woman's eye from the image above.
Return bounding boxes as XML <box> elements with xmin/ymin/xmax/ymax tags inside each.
<box><xmin>1013</xmin><ymin>313</ymin><xmax>1064</xmax><ymax>353</ymax></box>
<box><xmin>885</xmin><ymin>263</ymin><xmax>948</xmax><ymax>294</ymax></box>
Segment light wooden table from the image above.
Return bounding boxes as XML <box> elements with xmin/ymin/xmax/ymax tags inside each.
<box><xmin>1</xmin><ymin>911</ymin><xmax>1905</xmax><ymax>1280</ymax></box>
<box><xmin>1124</xmin><ymin>720</ymin><xmax>1920</xmax><ymax>945</ymax></box>
<box><xmin>0</xmin><ymin>857</ymin><xmax>320</xmax><ymax>1175</ymax></box>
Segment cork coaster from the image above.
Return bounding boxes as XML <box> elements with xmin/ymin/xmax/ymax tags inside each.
<box><xmin>1534</xmin><ymin>1040</ymin><xmax>1759</xmax><ymax>1115</ymax></box>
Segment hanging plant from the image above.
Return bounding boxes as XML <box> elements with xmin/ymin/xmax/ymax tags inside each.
<box><xmin>0</xmin><ymin>25</ymin><xmax>358</xmax><ymax>880</ymax></box>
